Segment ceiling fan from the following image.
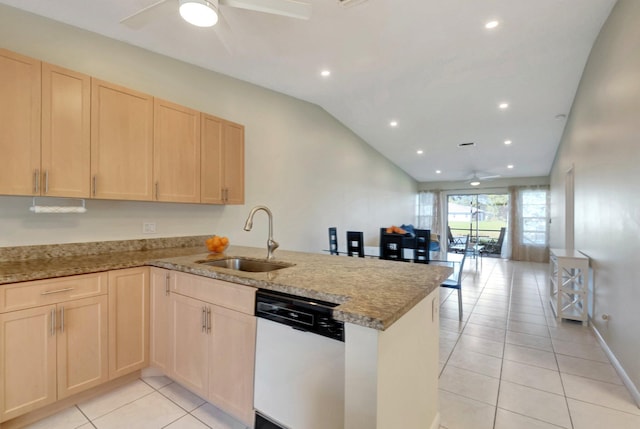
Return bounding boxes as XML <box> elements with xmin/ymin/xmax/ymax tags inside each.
<box><xmin>120</xmin><ymin>0</ymin><xmax>311</xmax><ymax>31</ymax></box>
<box><xmin>467</xmin><ymin>171</ymin><xmax>501</xmax><ymax>187</ymax></box>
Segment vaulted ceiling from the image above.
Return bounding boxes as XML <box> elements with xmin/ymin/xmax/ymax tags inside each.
<box><xmin>0</xmin><ymin>0</ymin><xmax>617</xmax><ymax>183</ymax></box>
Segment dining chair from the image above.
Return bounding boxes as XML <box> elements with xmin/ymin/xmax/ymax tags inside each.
<box><xmin>481</xmin><ymin>227</ymin><xmax>506</xmax><ymax>256</ymax></box>
<box><xmin>346</xmin><ymin>231</ymin><xmax>365</xmax><ymax>257</ymax></box>
<box><xmin>328</xmin><ymin>227</ymin><xmax>339</xmax><ymax>255</ymax></box>
<box><xmin>431</xmin><ymin>251</ymin><xmax>467</xmax><ymax>320</ymax></box>
<box><xmin>379</xmin><ymin>233</ymin><xmax>405</xmax><ymax>261</ymax></box>
<box><xmin>413</xmin><ymin>228</ymin><xmax>431</xmax><ymax>264</ymax></box>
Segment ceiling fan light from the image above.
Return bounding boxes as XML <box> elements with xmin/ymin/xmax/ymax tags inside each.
<box><xmin>470</xmin><ymin>180</ymin><xmax>480</xmax><ymax>186</ymax></box>
<box><xmin>179</xmin><ymin>0</ymin><xmax>218</xmax><ymax>27</ymax></box>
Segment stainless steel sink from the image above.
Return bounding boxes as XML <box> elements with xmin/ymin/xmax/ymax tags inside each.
<box><xmin>195</xmin><ymin>257</ymin><xmax>293</xmax><ymax>273</ymax></box>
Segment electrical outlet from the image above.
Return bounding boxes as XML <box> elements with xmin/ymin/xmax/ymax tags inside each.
<box><xmin>142</xmin><ymin>222</ymin><xmax>156</xmax><ymax>234</ymax></box>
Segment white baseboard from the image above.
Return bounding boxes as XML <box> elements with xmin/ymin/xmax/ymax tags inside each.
<box><xmin>592</xmin><ymin>324</ymin><xmax>640</xmax><ymax>408</ymax></box>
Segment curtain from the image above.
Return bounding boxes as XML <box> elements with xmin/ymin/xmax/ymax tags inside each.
<box><xmin>416</xmin><ymin>191</ymin><xmax>444</xmax><ymax>259</ymax></box>
<box><xmin>508</xmin><ymin>186</ymin><xmax>550</xmax><ymax>262</ymax></box>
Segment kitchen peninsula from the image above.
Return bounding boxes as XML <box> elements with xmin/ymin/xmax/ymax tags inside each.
<box><xmin>0</xmin><ymin>237</ymin><xmax>450</xmax><ymax>429</ymax></box>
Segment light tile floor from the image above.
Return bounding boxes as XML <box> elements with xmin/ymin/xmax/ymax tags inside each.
<box><xmin>23</xmin><ymin>257</ymin><xmax>640</xmax><ymax>429</ymax></box>
<box><xmin>24</xmin><ymin>375</ymin><xmax>249</xmax><ymax>429</ymax></box>
<box><xmin>439</xmin><ymin>256</ymin><xmax>640</xmax><ymax>429</ymax></box>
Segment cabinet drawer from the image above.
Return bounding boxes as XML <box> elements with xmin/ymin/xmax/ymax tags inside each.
<box><xmin>0</xmin><ymin>272</ymin><xmax>108</xmax><ymax>313</ymax></box>
<box><xmin>172</xmin><ymin>272</ymin><xmax>255</xmax><ymax>315</ymax></box>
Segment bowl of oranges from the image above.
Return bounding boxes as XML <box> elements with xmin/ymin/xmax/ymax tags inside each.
<box><xmin>205</xmin><ymin>235</ymin><xmax>229</xmax><ymax>254</ymax></box>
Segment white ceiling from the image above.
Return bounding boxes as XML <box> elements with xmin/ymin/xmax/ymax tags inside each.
<box><xmin>0</xmin><ymin>0</ymin><xmax>616</xmax><ymax>183</ymax></box>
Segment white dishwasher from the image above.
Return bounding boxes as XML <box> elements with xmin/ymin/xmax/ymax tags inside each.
<box><xmin>254</xmin><ymin>289</ymin><xmax>345</xmax><ymax>429</ymax></box>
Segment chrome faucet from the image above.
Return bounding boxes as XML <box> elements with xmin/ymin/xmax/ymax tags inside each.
<box><xmin>243</xmin><ymin>205</ymin><xmax>279</xmax><ymax>260</ymax></box>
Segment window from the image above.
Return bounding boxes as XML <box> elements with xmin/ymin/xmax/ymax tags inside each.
<box><xmin>521</xmin><ymin>189</ymin><xmax>548</xmax><ymax>246</ymax></box>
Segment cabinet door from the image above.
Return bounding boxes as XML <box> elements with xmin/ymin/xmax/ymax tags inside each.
<box><xmin>201</xmin><ymin>116</ymin><xmax>245</xmax><ymax>204</ymax></box>
<box><xmin>108</xmin><ymin>267</ymin><xmax>149</xmax><ymax>379</ymax></box>
<box><xmin>57</xmin><ymin>296</ymin><xmax>108</xmax><ymax>399</ymax></box>
<box><xmin>170</xmin><ymin>293</ymin><xmax>209</xmax><ymax>398</ymax></box>
<box><xmin>91</xmin><ymin>79</ymin><xmax>153</xmax><ymax>201</ymax></box>
<box><xmin>208</xmin><ymin>304</ymin><xmax>256</xmax><ymax>426</ymax></box>
<box><xmin>154</xmin><ymin>98</ymin><xmax>201</xmax><ymax>202</ymax></box>
<box><xmin>149</xmin><ymin>268</ymin><xmax>172</xmax><ymax>373</ymax></box>
<box><xmin>0</xmin><ymin>305</ymin><xmax>56</xmax><ymax>422</ymax></box>
<box><xmin>222</xmin><ymin>121</ymin><xmax>245</xmax><ymax>205</ymax></box>
<box><xmin>41</xmin><ymin>63</ymin><xmax>91</xmax><ymax>198</ymax></box>
<box><xmin>200</xmin><ymin>113</ymin><xmax>224</xmax><ymax>204</ymax></box>
<box><xmin>0</xmin><ymin>49</ymin><xmax>41</xmax><ymax>196</ymax></box>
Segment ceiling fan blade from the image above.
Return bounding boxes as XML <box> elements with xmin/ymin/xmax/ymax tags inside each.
<box><xmin>219</xmin><ymin>0</ymin><xmax>312</xmax><ymax>20</ymax></box>
<box><xmin>479</xmin><ymin>174</ymin><xmax>501</xmax><ymax>180</ymax></box>
<box><xmin>120</xmin><ymin>0</ymin><xmax>174</xmax><ymax>29</ymax></box>
<box><xmin>214</xmin><ymin>10</ymin><xmax>235</xmax><ymax>54</ymax></box>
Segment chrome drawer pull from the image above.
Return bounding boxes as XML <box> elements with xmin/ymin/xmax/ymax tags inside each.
<box><xmin>50</xmin><ymin>309</ymin><xmax>56</xmax><ymax>336</ymax></box>
<box><xmin>41</xmin><ymin>287</ymin><xmax>74</xmax><ymax>295</ymax></box>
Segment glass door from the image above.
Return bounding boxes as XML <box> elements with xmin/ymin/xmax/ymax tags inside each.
<box><xmin>447</xmin><ymin>193</ymin><xmax>509</xmax><ymax>255</ymax></box>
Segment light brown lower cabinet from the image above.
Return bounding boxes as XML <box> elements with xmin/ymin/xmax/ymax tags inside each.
<box><xmin>108</xmin><ymin>267</ymin><xmax>149</xmax><ymax>379</ymax></box>
<box><xmin>149</xmin><ymin>267</ymin><xmax>172</xmax><ymax>374</ymax></box>
<box><xmin>0</xmin><ymin>268</ymin><xmax>148</xmax><ymax>424</ymax></box>
<box><xmin>0</xmin><ymin>274</ymin><xmax>109</xmax><ymax>423</ymax></box>
<box><xmin>150</xmin><ymin>269</ymin><xmax>256</xmax><ymax>426</ymax></box>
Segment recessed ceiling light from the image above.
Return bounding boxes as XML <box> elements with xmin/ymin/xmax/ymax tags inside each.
<box><xmin>485</xmin><ymin>20</ymin><xmax>499</xmax><ymax>29</ymax></box>
<box><xmin>417</xmin><ymin>150</ymin><xmax>424</xmax><ymax>155</ymax></box>
<box><xmin>436</xmin><ymin>170</ymin><xmax>442</xmax><ymax>174</ymax></box>
<box><xmin>499</xmin><ymin>102</ymin><xmax>509</xmax><ymax>109</ymax></box>
<box><xmin>504</xmin><ymin>140</ymin><xmax>512</xmax><ymax>145</ymax></box>
<box><xmin>390</xmin><ymin>120</ymin><xmax>398</xmax><ymax>127</ymax></box>
<box><xmin>507</xmin><ymin>164</ymin><xmax>514</xmax><ymax>169</ymax></box>
<box><xmin>320</xmin><ymin>70</ymin><xmax>331</xmax><ymax>77</ymax></box>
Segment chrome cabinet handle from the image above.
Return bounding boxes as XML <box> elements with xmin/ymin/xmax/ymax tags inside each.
<box><xmin>41</xmin><ymin>287</ymin><xmax>74</xmax><ymax>296</ymax></box>
<box><xmin>165</xmin><ymin>273</ymin><xmax>170</xmax><ymax>296</ymax></box>
<box><xmin>60</xmin><ymin>307</ymin><xmax>65</xmax><ymax>333</ymax></box>
<box><xmin>202</xmin><ymin>307</ymin><xmax>206</xmax><ymax>332</ymax></box>
<box><xmin>206</xmin><ymin>307</ymin><xmax>211</xmax><ymax>333</ymax></box>
<box><xmin>50</xmin><ymin>308</ymin><xmax>56</xmax><ymax>336</ymax></box>
<box><xmin>44</xmin><ymin>170</ymin><xmax>49</xmax><ymax>194</ymax></box>
<box><xmin>92</xmin><ymin>175</ymin><xmax>97</xmax><ymax>196</ymax></box>
<box><xmin>155</xmin><ymin>182</ymin><xmax>159</xmax><ymax>200</ymax></box>
<box><xmin>33</xmin><ymin>169</ymin><xmax>40</xmax><ymax>194</ymax></box>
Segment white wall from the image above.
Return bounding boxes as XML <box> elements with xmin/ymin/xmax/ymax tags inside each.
<box><xmin>0</xmin><ymin>5</ymin><xmax>416</xmax><ymax>252</ymax></box>
<box><xmin>550</xmin><ymin>0</ymin><xmax>640</xmax><ymax>397</ymax></box>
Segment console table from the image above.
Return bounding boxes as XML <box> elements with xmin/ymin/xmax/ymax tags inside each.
<box><xmin>549</xmin><ymin>248</ymin><xmax>590</xmax><ymax>325</ymax></box>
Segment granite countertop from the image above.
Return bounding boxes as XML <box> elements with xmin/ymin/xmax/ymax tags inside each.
<box><xmin>0</xmin><ymin>237</ymin><xmax>451</xmax><ymax>330</ymax></box>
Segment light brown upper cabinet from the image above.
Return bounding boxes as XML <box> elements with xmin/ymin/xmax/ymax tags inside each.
<box><xmin>91</xmin><ymin>79</ymin><xmax>154</xmax><ymax>201</ymax></box>
<box><xmin>0</xmin><ymin>49</ymin><xmax>41</xmax><ymax>196</ymax></box>
<box><xmin>41</xmin><ymin>63</ymin><xmax>91</xmax><ymax>197</ymax></box>
<box><xmin>154</xmin><ymin>98</ymin><xmax>201</xmax><ymax>203</ymax></box>
<box><xmin>201</xmin><ymin>114</ymin><xmax>245</xmax><ymax>204</ymax></box>
<box><xmin>0</xmin><ymin>53</ymin><xmax>90</xmax><ymax>198</ymax></box>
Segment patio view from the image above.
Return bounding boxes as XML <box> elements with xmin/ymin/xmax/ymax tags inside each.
<box><xmin>447</xmin><ymin>194</ymin><xmax>508</xmax><ymax>256</ymax></box>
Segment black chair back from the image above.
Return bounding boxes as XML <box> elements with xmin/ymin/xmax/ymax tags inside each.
<box><xmin>379</xmin><ymin>233</ymin><xmax>405</xmax><ymax>261</ymax></box>
<box><xmin>346</xmin><ymin>231</ymin><xmax>365</xmax><ymax>257</ymax></box>
<box><xmin>328</xmin><ymin>227</ymin><xmax>339</xmax><ymax>255</ymax></box>
<box><xmin>413</xmin><ymin>229</ymin><xmax>431</xmax><ymax>264</ymax></box>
